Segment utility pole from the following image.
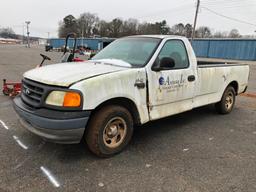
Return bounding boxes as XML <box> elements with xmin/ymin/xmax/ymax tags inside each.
<box><xmin>47</xmin><ymin>32</ymin><xmax>50</xmax><ymax>44</ymax></box>
<box><xmin>22</xmin><ymin>23</ymin><xmax>25</xmax><ymax>44</ymax></box>
<box><xmin>192</xmin><ymin>0</ymin><xmax>200</xmax><ymax>40</ymax></box>
<box><xmin>82</xmin><ymin>26</ymin><xmax>84</xmax><ymax>47</ymax></box>
<box><xmin>25</xmin><ymin>21</ymin><xmax>31</xmax><ymax>48</ymax></box>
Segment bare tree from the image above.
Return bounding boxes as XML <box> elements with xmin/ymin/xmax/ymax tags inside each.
<box><xmin>212</xmin><ymin>30</ymin><xmax>229</xmax><ymax>38</ymax></box>
<box><xmin>228</xmin><ymin>29</ymin><xmax>241</xmax><ymax>38</ymax></box>
<box><xmin>122</xmin><ymin>19</ymin><xmax>138</xmax><ymax>36</ymax></box>
<box><xmin>137</xmin><ymin>22</ymin><xmax>149</xmax><ymax>34</ymax></box>
<box><xmin>109</xmin><ymin>18</ymin><xmax>123</xmax><ymax>37</ymax></box>
<box><xmin>77</xmin><ymin>12</ymin><xmax>99</xmax><ymax>37</ymax></box>
<box><xmin>97</xmin><ymin>20</ymin><xmax>111</xmax><ymax>37</ymax></box>
<box><xmin>171</xmin><ymin>23</ymin><xmax>185</xmax><ymax>35</ymax></box>
<box><xmin>184</xmin><ymin>24</ymin><xmax>193</xmax><ymax>38</ymax></box>
<box><xmin>196</xmin><ymin>26</ymin><xmax>212</xmax><ymax>38</ymax></box>
<box><xmin>57</xmin><ymin>12</ymin><xmax>248</xmax><ymax>39</ymax></box>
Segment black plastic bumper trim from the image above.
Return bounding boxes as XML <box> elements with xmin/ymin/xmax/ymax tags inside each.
<box><xmin>13</xmin><ymin>96</ymin><xmax>90</xmax><ymax>143</ymax></box>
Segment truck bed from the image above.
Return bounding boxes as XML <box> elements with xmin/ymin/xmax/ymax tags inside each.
<box><xmin>198</xmin><ymin>62</ymin><xmax>247</xmax><ymax>68</ymax></box>
<box><xmin>197</xmin><ymin>59</ymin><xmax>248</xmax><ymax>68</ymax></box>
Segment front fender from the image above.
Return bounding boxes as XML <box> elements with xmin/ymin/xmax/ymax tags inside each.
<box><xmin>71</xmin><ymin>69</ymin><xmax>150</xmax><ymax>124</ymax></box>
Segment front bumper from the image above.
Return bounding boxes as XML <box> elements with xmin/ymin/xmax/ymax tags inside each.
<box><xmin>13</xmin><ymin>96</ymin><xmax>91</xmax><ymax>144</ymax></box>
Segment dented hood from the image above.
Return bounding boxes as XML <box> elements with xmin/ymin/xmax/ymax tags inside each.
<box><xmin>24</xmin><ymin>60</ymin><xmax>130</xmax><ymax>87</ymax></box>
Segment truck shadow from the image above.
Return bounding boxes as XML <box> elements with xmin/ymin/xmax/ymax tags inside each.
<box><xmin>54</xmin><ymin>105</ymin><xmax>218</xmax><ymax>162</ymax></box>
<box><xmin>133</xmin><ymin>105</ymin><xmax>217</xmax><ymax>140</ymax></box>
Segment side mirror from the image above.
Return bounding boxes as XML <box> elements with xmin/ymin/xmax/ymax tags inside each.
<box><xmin>152</xmin><ymin>57</ymin><xmax>175</xmax><ymax>71</ymax></box>
<box><xmin>160</xmin><ymin>57</ymin><xmax>175</xmax><ymax>68</ymax></box>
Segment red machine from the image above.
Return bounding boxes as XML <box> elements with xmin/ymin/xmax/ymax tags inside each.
<box><xmin>2</xmin><ymin>79</ymin><xmax>22</xmax><ymax>97</ymax></box>
<box><xmin>2</xmin><ymin>54</ymin><xmax>51</xmax><ymax>97</ymax></box>
<box><xmin>2</xmin><ymin>33</ymin><xmax>85</xmax><ymax>97</ymax></box>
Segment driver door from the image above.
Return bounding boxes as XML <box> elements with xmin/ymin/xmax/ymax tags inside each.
<box><xmin>147</xmin><ymin>40</ymin><xmax>196</xmax><ymax>120</ymax></box>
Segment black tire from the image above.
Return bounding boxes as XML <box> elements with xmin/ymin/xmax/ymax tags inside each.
<box><xmin>85</xmin><ymin>105</ymin><xmax>134</xmax><ymax>157</ymax></box>
<box><xmin>215</xmin><ymin>86</ymin><xmax>236</xmax><ymax>114</ymax></box>
<box><xmin>3</xmin><ymin>88</ymin><xmax>12</xmax><ymax>96</ymax></box>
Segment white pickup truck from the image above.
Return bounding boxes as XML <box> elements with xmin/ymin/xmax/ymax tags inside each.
<box><xmin>14</xmin><ymin>35</ymin><xmax>249</xmax><ymax>157</ymax></box>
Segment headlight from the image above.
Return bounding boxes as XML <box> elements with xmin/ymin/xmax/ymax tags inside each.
<box><xmin>46</xmin><ymin>91</ymin><xmax>82</xmax><ymax>108</ymax></box>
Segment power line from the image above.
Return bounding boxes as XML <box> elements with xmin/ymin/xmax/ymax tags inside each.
<box><xmin>201</xmin><ymin>0</ymin><xmax>256</xmax><ymax>10</ymax></box>
<box><xmin>202</xmin><ymin>0</ymin><xmax>255</xmax><ymax>3</ymax></box>
<box><xmin>202</xmin><ymin>1</ymin><xmax>256</xmax><ymax>9</ymax></box>
<box><xmin>201</xmin><ymin>6</ymin><xmax>256</xmax><ymax>27</ymax></box>
<box><xmin>136</xmin><ymin>3</ymin><xmax>194</xmax><ymax>19</ymax></box>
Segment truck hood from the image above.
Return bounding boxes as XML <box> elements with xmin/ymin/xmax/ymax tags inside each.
<box><xmin>24</xmin><ymin>60</ymin><xmax>131</xmax><ymax>87</ymax></box>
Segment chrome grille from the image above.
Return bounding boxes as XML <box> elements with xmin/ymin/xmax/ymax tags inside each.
<box><xmin>21</xmin><ymin>79</ymin><xmax>45</xmax><ymax>108</ymax></box>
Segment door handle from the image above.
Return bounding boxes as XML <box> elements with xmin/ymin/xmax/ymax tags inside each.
<box><xmin>188</xmin><ymin>75</ymin><xmax>195</xmax><ymax>82</ymax></box>
<box><xmin>134</xmin><ymin>81</ymin><xmax>145</xmax><ymax>89</ymax></box>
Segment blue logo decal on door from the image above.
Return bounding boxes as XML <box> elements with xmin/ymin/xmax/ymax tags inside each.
<box><xmin>159</xmin><ymin>77</ymin><xmax>165</xmax><ymax>85</ymax></box>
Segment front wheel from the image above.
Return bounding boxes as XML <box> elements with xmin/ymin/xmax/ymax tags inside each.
<box><xmin>85</xmin><ymin>105</ymin><xmax>134</xmax><ymax>157</ymax></box>
<box><xmin>215</xmin><ymin>86</ymin><xmax>236</xmax><ymax>114</ymax></box>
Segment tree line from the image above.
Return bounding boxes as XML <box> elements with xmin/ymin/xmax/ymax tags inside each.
<box><xmin>0</xmin><ymin>27</ymin><xmax>19</xmax><ymax>39</ymax></box>
<box><xmin>0</xmin><ymin>27</ymin><xmax>39</xmax><ymax>41</ymax></box>
<box><xmin>0</xmin><ymin>13</ymin><xmax>248</xmax><ymax>39</ymax></box>
<box><xmin>58</xmin><ymin>12</ymin><xmax>243</xmax><ymax>39</ymax></box>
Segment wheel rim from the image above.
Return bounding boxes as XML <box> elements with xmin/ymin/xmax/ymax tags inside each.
<box><xmin>225</xmin><ymin>92</ymin><xmax>234</xmax><ymax>110</ymax></box>
<box><xmin>103</xmin><ymin>117</ymin><xmax>127</xmax><ymax>149</ymax></box>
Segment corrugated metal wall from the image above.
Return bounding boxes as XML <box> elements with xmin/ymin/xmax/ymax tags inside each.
<box><xmin>192</xmin><ymin>39</ymin><xmax>256</xmax><ymax>61</ymax></box>
<box><xmin>49</xmin><ymin>38</ymin><xmax>101</xmax><ymax>50</ymax></box>
<box><xmin>50</xmin><ymin>38</ymin><xmax>256</xmax><ymax>61</ymax></box>
<box><xmin>49</xmin><ymin>38</ymin><xmax>115</xmax><ymax>50</ymax></box>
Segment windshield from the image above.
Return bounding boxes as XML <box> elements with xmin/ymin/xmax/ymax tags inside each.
<box><xmin>91</xmin><ymin>37</ymin><xmax>161</xmax><ymax>67</ymax></box>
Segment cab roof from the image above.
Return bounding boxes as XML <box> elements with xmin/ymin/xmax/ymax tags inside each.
<box><xmin>126</xmin><ymin>35</ymin><xmax>185</xmax><ymax>39</ymax></box>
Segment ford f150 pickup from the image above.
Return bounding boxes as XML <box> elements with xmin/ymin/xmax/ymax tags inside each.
<box><xmin>13</xmin><ymin>35</ymin><xmax>250</xmax><ymax>157</ymax></box>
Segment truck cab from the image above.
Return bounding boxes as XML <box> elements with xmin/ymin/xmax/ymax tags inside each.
<box><xmin>14</xmin><ymin>35</ymin><xmax>249</xmax><ymax>157</ymax></box>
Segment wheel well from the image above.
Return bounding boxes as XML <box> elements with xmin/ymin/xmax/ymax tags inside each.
<box><xmin>93</xmin><ymin>97</ymin><xmax>141</xmax><ymax>125</ymax></box>
<box><xmin>228</xmin><ymin>81</ymin><xmax>239</xmax><ymax>95</ymax></box>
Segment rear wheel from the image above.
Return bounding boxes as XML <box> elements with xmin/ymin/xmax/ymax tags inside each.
<box><xmin>3</xmin><ymin>88</ymin><xmax>12</xmax><ymax>96</ymax></box>
<box><xmin>215</xmin><ymin>86</ymin><xmax>236</xmax><ymax>114</ymax></box>
<box><xmin>85</xmin><ymin>105</ymin><xmax>134</xmax><ymax>157</ymax></box>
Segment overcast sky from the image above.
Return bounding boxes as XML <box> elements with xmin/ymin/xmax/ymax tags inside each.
<box><xmin>1</xmin><ymin>0</ymin><xmax>255</xmax><ymax>38</ymax></box>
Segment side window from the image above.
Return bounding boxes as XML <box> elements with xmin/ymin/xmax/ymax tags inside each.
<box><xmin>157</xmin><ymin>40</ymin><xmax>189</xmax><ymax>69</ymax></box>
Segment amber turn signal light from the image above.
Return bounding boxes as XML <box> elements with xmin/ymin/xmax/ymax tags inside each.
<box><xmin>63</xmin><ymin>92</ymin><xmax>81</xmax><ymax>107</ymax></box>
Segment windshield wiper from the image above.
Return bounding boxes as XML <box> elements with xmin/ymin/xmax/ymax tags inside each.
<box><xmin>93</xmin><ymin>59</ymin><xmax>132</xmax><ymax>68</ymax></box>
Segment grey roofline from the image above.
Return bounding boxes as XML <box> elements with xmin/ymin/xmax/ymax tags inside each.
<box><xmin>125</xmin><ymin>35</ymin><xmax>185</xmax><ymax>39</ymax></box>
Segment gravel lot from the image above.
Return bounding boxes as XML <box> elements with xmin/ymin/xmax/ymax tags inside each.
<box><xmin>0</xmin><ymin>44</ymin><xmax>256</xmax><ymax>192</ymax></box>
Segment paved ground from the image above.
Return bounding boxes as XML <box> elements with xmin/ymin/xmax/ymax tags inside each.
<box><xmin>0</xmin><ymin>45</ymin><xmax>256</xmax><ymax>192</ymax></box>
